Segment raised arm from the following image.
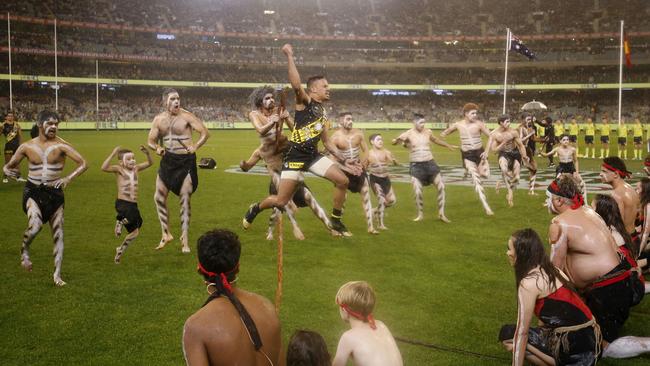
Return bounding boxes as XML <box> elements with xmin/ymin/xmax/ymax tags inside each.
<box><xmin>101</xmin><ymin>146</ymin><xmax>121</xmax><ymax>173</ymax></box>
<box><xmin>187</xmin><ymin>113</ymin><xmax>210</xmax><ymax>153</ymax></box>
<box><xmin>53</xmin><ymin>144</ymin><xmax>88</xmax><ymax>189</ymax></box>
<box><xmin>512</xmin><ymin>279</ymin><xmax>540</xmax><ymax>366</ymax></box>
<box><xmin>137</xmin><ymin>145</ymin><xmax>153</xmax><ymax>171</ymax></box>
<box><xmin>282</xmin><ymin>44</ymin><xmax>310</xmax><ymax>107</ymax></box>
<box><xmin>3</xmin><ymin>143</ymin><xmax>27</xmax><ymax>178</ymax></box>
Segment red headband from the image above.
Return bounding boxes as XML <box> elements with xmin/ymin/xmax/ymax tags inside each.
<box><xmin>644</xmin><ymin>161</ymin><xmax>650</xmax><ymax>167</ymax></box>
<box><xmin>338</xmin><ymin>303</ymin><xmax>377</xmax><ymax>330</ymax></box>
<box><xmin>602</xmin><ymin>163</ymin><xmax>631</xmax><ymax>178</ymax></box>
<box><xmin>197</xmin><ymin>261</ymin><xmax>240</xmax><ymax>293</ymax></box>
<box><xmin>547</xmin><ymin>180</ymin><xmax>583</xmax><ymax>210</ymax></box>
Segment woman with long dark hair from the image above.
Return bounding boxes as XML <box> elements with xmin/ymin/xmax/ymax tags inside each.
<box><xmin>499</xmin><ymin>228</ymin><xmax>600</xmax><ymax>366</ymax></box>
<box><xmin>636</xmin><ymin>177</ymin><xmax>650</xmax><ymax>255</ymax></box>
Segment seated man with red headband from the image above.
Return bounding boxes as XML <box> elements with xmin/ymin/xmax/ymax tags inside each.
<box><xmin>547</xmin><ymin>176</ymin><xmax>650</xmax><ymax>359</ymax></box>
<box><xmin>332</xmin><ymin>281</ymin><xmax>403</xmax><ymax>366</ymax></box>
<box><xmin>183</xmin><ymin>229</ymin><xmax>282</xmax><ymax>365</ymax></box>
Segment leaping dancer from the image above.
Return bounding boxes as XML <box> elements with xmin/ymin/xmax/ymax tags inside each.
<box><xmin>147</xmin><ymin>88</ymin><xmax>210</xmax><ymax>253</ymax></box>
<box><xmin>440</xmin><ymin>103</ymin><xmax>494</xmax><ymax>215</ymax></box>
<box><xmin>242</xmin><ymin>44</ymin><xmax>351</xmax><ymax>237</ymax></box>
<box><xmin>239</xmin><ymin>86</ymin><xmax>331</xmax><ymax>240</ymax></box>
<box><xmin>3</xmin><ymin>111</ymin><xmax>87</xmax><ymax>286</ymax></box>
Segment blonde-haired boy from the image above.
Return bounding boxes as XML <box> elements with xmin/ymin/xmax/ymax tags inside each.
<box><xmin>332</xmin><ymin>281</ymin><xmax>403</xmax><ymax>366</ymax></box>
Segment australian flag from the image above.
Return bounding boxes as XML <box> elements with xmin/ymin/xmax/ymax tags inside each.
<box><xmin>510</xmin><ymin>33</ymin><xmax>536</xmax><ymax>60</ymax></box>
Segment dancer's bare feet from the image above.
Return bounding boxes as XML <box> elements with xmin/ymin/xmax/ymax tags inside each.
<box><xmin>438</xmin><ymin>214</ymin><xmax>451</xmax><ymax>223</ymax></box>
<box><xmin>21</xmin><ymin>257</ymin><xmax>33</xmax><ymax>271</ymax></box>
<box><xmin>155</xmin><ymin>233</ymin><xmax>174</xmax><ymax>250</ymax></box>
<box><xmin>413</xmin><ymin>214</ymin><xmax>424</xmax><ymax>222</ymax></box>
<box><xmin>114</xmin><ymin>247</ymin><xmax>123</xmax><ymax>264</ymax></box>
<box><xmin>292</xmin><ymin>226</ymin><xmax>305</xmax><ymax>240</ymax></box>
<box><xmin>54</xmin><ymin>277</ymin><xmax>66</xmax><ymax>287</ymax></box>
<box><xmin>180</xmin><ymin>233</ymin><xmax>191</xmax><ymax>253</ymax></box>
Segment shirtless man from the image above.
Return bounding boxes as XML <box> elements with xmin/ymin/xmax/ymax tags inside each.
<box><xmin>600</xmin><ymin>157</ymin><xmax>639</xmax><ymax>234</ymax></box>
<box><xmin>330</xmin><ymin>112</ymin><xmax>377</xmax><ymax>234</ymax></box>
<box><xmin>240</xmin><ymin>85</ymin><xmax>331</xmax><ymax>240</ymax></box>
<box><xmin>147</xmin><ymin>88</ymin><xmax>209</xmax><ymax>253</ymax></box>
<box><xmin>101</xmin><ymin>145</ymin><xmax>153</xmax><ymax>263</ymax></box>
<box><xmin>489</xmin><ymin>115</ymin><xmax>528</xmax><ymax>207</ymax></box>
<box><xmin>367</xmin><ymin>134</ymin><xmax>398</xmax><ymax>230</ymax></box>
<box><xmin>546</xmin><ymin>176</ymin><xmax>650</xmax><ymax>358</ymax></box>
<box><xmin>440</xmin><ymin>103</ymin><xmax>493</xmax><ymax>215</ymax></box>
<box><xmin>393</xmin><ymin>115</ymin><xmax>456</xmax><ymax>222</ymax></box>
<box><xmin>517</xmin><ymin>115</ymin><xmax>538</xmax><ymax>194</ymax></box>
<box><xmin>3</xmin><ymin>110</ymin><xmax>87</xmax><ymax>286</ymax></box>
<box><xmin>242</xmin><ymin>44</ymin><xmax>351</xmax><ymax>237</ymax></box>
<box><xmin>1</xmin><ymin>110</ymin><xmax>25</xmax><ymax>183</ymax></box>
<box><xmin>183</xmin><ymin>229</ymin><xmax>281</xmax><ymax>365</ymax></box>
<box><xmin>541</xmin><ymin>134</ymin><xmax>587</xmax><ymax>202</ymax></box>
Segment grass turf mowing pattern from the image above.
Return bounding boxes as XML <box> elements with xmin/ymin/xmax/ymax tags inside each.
<box><xmin>0</xmin><ymin>130</ymin><xmax>648</xmax><ymax>365</ymax></box>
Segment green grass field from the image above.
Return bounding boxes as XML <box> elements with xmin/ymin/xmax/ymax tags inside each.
<box><xmin>0</xmin><ymin>130</ymin><xmax>648</xmax><ymax>365</ymax></box>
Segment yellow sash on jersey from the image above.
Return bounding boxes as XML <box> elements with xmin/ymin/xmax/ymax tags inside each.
<box><xmin>289</xmin><ymin>118</ymin><xmax>329</xmax><ymax>144</ymax></box>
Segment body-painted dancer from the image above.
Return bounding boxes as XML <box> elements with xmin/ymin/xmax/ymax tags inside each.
<box><xmin>242</xmin><ymin>44</ymin><xmax>351</xmax><ymax>236</ymax></box>
<box><xmin>518</xmin><ymin>115</ymin><xmax>538</xmax><ymax>195</ymax></box>
<box><xmin>393</xmin><ymin>116</ymin><xmax>456</xmax><ymax>222</ymax></box>
<box><xmin>489</xmin><ymin>115</ymin><xmax>528</xmax><ymax>207</ymax></box>
<box><xmin>542</xmin><ymin>135</ymin><xmax>587</xmax><ymax>202</ymax></box>
<box><xmin>330</xmin><ymin>112</ymin><xmax>377</xmax><ymax>234</ymax></box>
<box><xmin>101</xmin><ymin>145</ymin><xmax>152</xmax><ymax>263</ymax></box>
<box><xmin>441</xmin><ymin>103</ymin><xmax>494</xmax><ymax>215</ymax></box>
<box><xmin>367</xmin><ymin>134</ymin><xmax>398</xmax><ymax>230</ymax></box>
<box><xmin>147</xmin><ymin>88</ymin><xmax>210</xmax><ymax>253</ymax></box>
<box><xmin>3</xmin><ymin>111</ymin><xmax>87</xmax><ymax>286</ymax></box>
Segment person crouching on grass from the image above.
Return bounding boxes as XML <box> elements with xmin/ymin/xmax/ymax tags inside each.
<box><xmin>332</xmin><ymin>281</ymin><xmax>403</xmax><ymax>366</ymax></box>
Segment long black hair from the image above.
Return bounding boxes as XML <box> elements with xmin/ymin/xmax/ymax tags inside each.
<box><xmin>593</xmin><ymin>194</ymin><xmax>638</xmax><ymax>259</ymax></box>
<box><xmin>511</xmin><ymin>228</ymin><xmax>571</xmax><ymax>291</ymax></box>
<box><xmin>197</xmin><ymin>229</ymin><xmax>263</xmax><ymax>350</ymax></box>
<box><xmin>639</xmin><ymin>177</ymin><xmax>650</xmax><ymax>208</ymax></box>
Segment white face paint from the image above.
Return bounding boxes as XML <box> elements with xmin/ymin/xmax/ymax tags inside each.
<box><xmin>340</xmin><ymin>114</ymin><xmax>353</xmax><ymax>130</ymax></box>
<box><xmin>41</xmin><ymin>118</ymin><xmax>59</xmax><ymax>140</ymax></box>
<box><xmin>546</xmin><ymin>191</ymin><xmax>560</xmax><ymax>214</ymax></box>
<box><xmin>500</xmin><ymin>119</ymin><xmax>510</xmax><ymax>128</ymax></box>
<box><xmin>166</xmin><ymin>92</ymin><xmax>180</xmax><ymax>114</ymax></box>
<box><xmin>121</xmin><ymin>152</ymin><xmax>136</xmax><ymax>170</ymax></box>
<box><xmin>561</xmin><ymin>137</ymin><xmax>569</xmax><ymax>146</ymax></box>
<box><xmin>262</xmin><ymin>93</ymin><xmax>275</xmax><ymax>110</ymax></box>
<box><xmin>414</xmin><ymin>118</ymin><xmax>425</xmax><ymax>131</ymax></box>
<box><xmin>466</xmin><ymin>110</ymin><xmax>479</xmax><ymax>122</ymax></box>
<box><xmin>371</xmin><ymin>135</ymin><xmax>384</xmax><ymax>149</ymax></box>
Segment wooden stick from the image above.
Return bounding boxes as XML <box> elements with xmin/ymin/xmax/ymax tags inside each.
<box><xmin>274</xmin><ymin>212</ymin><xmax>284</xmax><ymax>314</ymax></box>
